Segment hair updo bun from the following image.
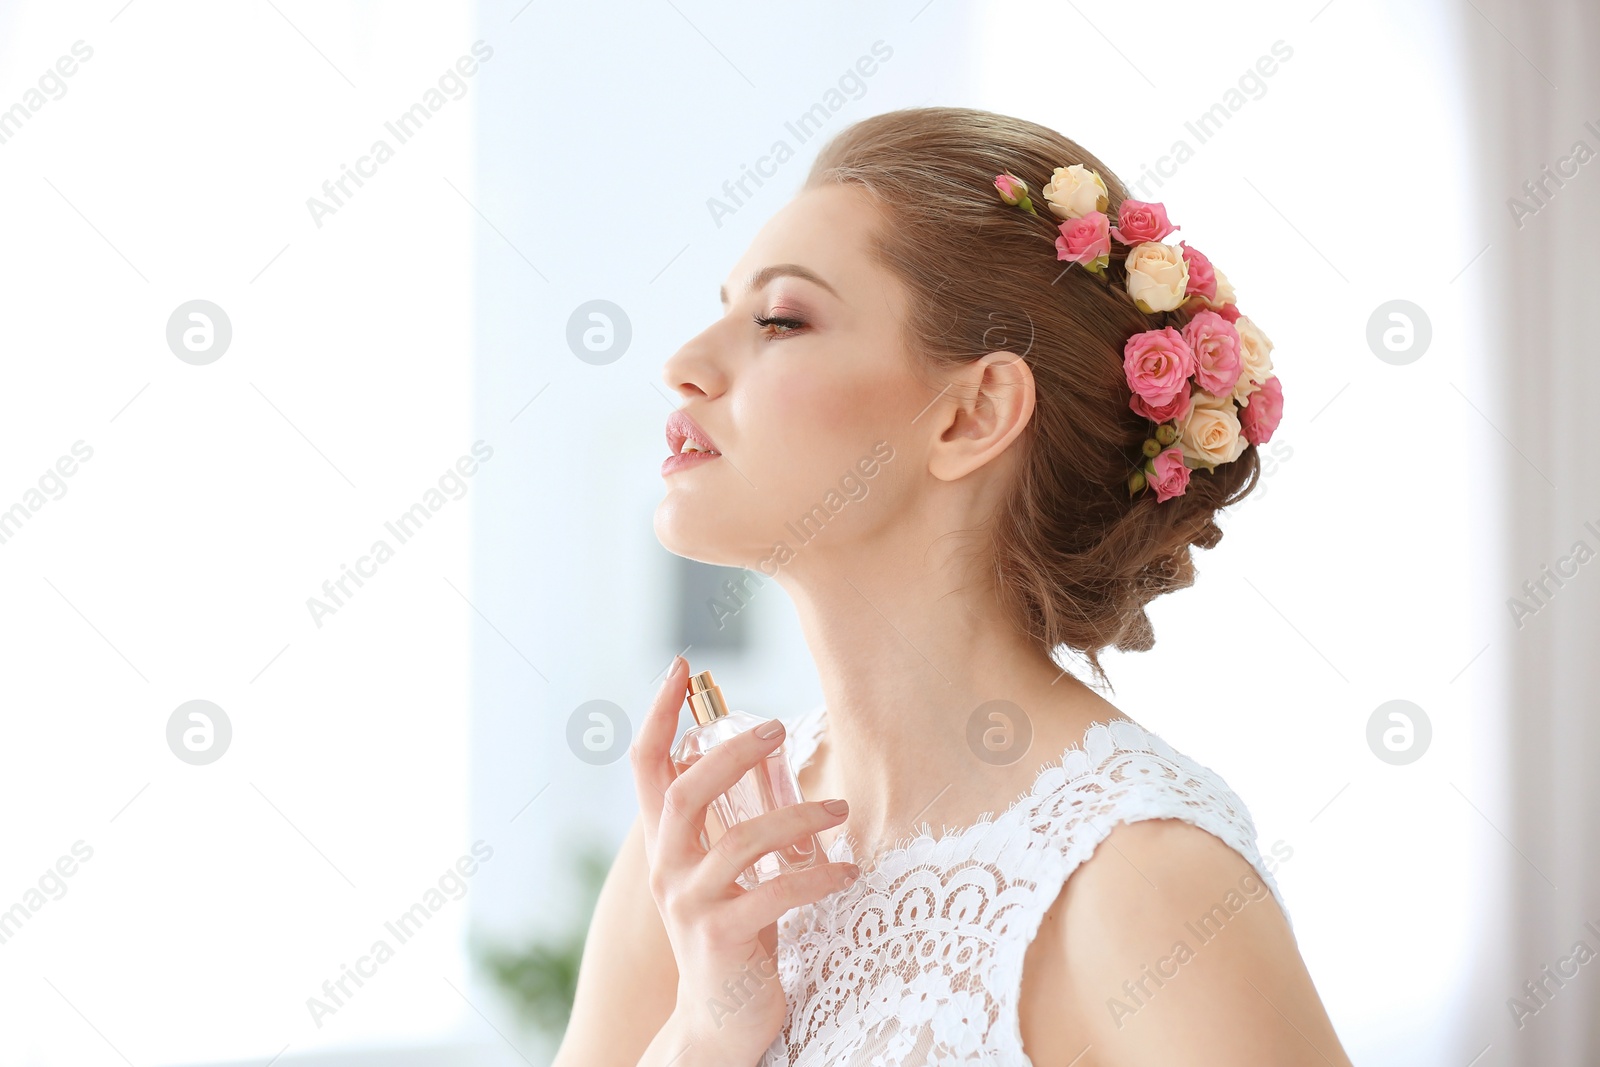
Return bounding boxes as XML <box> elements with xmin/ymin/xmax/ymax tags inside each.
<box><xmin>805</xmin><ymin>106</ymin><xmax>1262</xmax><ymax>689</ymax></box>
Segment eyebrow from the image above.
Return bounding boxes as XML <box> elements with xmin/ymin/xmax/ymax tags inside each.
<box><xmin>719</xmin><ymin>263</ymin><xmax>840</xmax><ymax>306</ymax></box>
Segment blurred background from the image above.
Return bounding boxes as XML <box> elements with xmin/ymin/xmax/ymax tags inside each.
<box><xmin>0</xmin><ymin>0</ymin><xmax>1595</xmax><ymax>1063</ymax></box>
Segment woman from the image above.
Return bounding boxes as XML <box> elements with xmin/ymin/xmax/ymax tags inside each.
<box><xmin>556</xmin><ymin>107</ymin><xmax>1349</xmax><ymax>1066</ymax></box>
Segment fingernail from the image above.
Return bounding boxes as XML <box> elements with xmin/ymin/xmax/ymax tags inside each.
<box><xmin>823</xmin><ymin>799</ymin><xmax>849</xmax><ymax>816</ymax></box>
<box><xmin>659</xmin><ymin>657</ymin><xmax>683</xmax><ymax>693</ymax></box>
<box><xmin>844</xmin><ymin>864</ymin><xmax>861</xmax><ymax>881</ymax></box>
<box><xmin>756</xmin><ymin>718</ymin><xmax>785</xmax><ymax>739</ymax></box>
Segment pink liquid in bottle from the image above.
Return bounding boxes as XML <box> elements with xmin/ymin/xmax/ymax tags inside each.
<box><xmin>669</xmin><ymin>670</ymin><xmax>822</xmax><ymax>890</ymax></box>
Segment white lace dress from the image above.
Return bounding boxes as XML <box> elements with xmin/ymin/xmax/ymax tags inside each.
<box><xmin>757</xmin><ymin>703</ymin><xmax>1294</xmax><ymax>1067</ymax></box>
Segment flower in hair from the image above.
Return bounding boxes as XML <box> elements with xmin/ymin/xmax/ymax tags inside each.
<box><xmin>1123</xmin><ymin>327</ymin><xmax>1194</xmax><ymax>409</ymax></box>
<box><xmin>1179</xmin><ymin>241</ymin><xmax>1216</xmax><ymax>301</ymax></box>
<box><xmin>988</xmin><ymin>162</ymin><xmax>1283</xmax><ymax>503</ymax></box>
<box><xmin>1177</xmin><ymin>389</ymin><xmax>1247</xmax><ymax>472</ymax></box>
<box><xmin>1147</xmin><ymin>446</ymin><xmax>1191</xmax><ymax>502</ymax></box>
<box><xmin>1181</xmin><ymin>310</ymin><xmax>1243</xmax><ymax>397</ymax></box>
<box><xmin>1041</xmin><ymin>164</ymin><xmax>1109</xmax><ymax>220</ymax></box>
<box><xmin>1131</xmin><ymin>382</ymin><xmax>1193</xmax><ymax>424</ymax></box>
<box><xmin>1055</xmin><ymin>211</ymin><xmax>1111</xmax><ymax>273</ymax></box>
<box><xmin>1124</xmin><ymin>242</ymin><xmax>1190</xmax><ymax>313</ymax></box>
<box><xmin>1110</xmin><ymin>200</ymin><xmax>1178</xmax><ymax>244</ymax></box>
<box><xmin>1212</xmin><ymin>266</ymin><xmax>1237</xmax><ymax>306</ymax></box>
<box><xmin>1238</xmin><ymin>375</ymin><xmax>1283</xmax><ymax>445</ymax></box>
<box><xmin>993</xmin><ymin>172</ymin><xmax>1038</xmax><ymax>215</ymax></box>
<box><xmin>1230</xmin><ymin>315</ymin><xmax>1275</xmax><ymax>406</ymax></box>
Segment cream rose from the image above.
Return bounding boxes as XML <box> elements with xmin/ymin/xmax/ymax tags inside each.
<box><xmin>1231</xmin><ymin>315</ymin><xmax>1275</xmax><ymax>406</ymax></box>
<box><xmin>1041</xmin><ymin>164</ymin><xmax>1108</xmax><ymax>220</ymax></box>
<box><xmin>1212</xmin><ymin>266</ymin><xmax>1236</xmax><ymax>306</ymax></box>
<box><xmin>1125</xmin><ymin>242</ymin><xmax>1190</xmax><ymax>313</ymax></box>
<box><xmin>1178</xmin><ymin>389</ymin><xmax>1247</xmax><ymax>472</ymax></box>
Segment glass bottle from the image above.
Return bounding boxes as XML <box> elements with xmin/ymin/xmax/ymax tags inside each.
<box><xmin>669</xmin><ymin>669</ymin><xmax>822</xmax><ymax>891</ymax></box>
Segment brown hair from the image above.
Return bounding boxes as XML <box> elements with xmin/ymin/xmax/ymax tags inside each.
<box><xmin>804</xmin><ymin>106</ymin><xmax>1261</xmax><ymax>689</ymax></box>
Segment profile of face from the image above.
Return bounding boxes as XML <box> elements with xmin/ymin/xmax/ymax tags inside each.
<box><xmin>656</xmin><ymin>182</ymin><xmax>1035</xmax><ymax>585</ymax></box>
<box><xmin>654</xmin><ymin>184</ymin><xmax>922</xmax><ymax>578</ymax></box>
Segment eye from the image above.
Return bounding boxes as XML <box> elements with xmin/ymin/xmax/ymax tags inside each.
<box><xmin>752</xmin><ymin>313</ymin><xmax>806</xmax><ymax>338</ymax></box>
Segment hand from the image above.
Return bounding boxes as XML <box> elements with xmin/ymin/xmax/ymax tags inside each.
<box><xmin>629</xmin><ymin>655</ymin><xmax>860</xmax><ymax>1062</ymax></box>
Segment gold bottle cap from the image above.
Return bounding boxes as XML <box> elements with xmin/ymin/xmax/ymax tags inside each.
<box><xmin>686</xmin><ymin>670</ymin><xmax>730</xmax><ymax>726</ymax></box>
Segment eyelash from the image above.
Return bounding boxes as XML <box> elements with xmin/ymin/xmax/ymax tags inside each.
<box><xmin>752</xmin><ymin>313</ymin><xmax>806</xmax><ymax>338</ymax></box>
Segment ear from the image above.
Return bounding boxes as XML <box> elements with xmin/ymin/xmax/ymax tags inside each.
<box><xmin>927</xmin><ymin>351</ymin><xmax>1035</xmax><ymax>482</ymax></box>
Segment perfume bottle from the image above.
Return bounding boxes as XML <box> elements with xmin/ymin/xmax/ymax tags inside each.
<box><xmin>669</xmin><ymin>670</ymin><xmax>822</xmax><ymax>891</ymax></box>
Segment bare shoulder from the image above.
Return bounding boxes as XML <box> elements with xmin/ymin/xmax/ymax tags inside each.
<box><xmin>1022</xmin><ymin>818</ymin><xmax>1351</xmax><ymax>1067</ymax></box>
<box><xmin>552</xmin><ymin>813</ymin><xmax>679</xmax><ymax>1067</ymax></box>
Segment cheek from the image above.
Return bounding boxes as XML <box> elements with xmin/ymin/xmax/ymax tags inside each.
<box><xmin>743</xmin><ymin>361</ymin><xmax>909</xmax><ymax>452</ymax></box>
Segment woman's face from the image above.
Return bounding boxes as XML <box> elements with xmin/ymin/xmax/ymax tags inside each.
<box><xmin>654</xmin><ymin>183</ymin><xmax>926</xmax><ymax>577</ymax></box>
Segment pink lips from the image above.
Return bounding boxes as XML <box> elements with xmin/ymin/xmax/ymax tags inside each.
<box><xmin>663</xmin><ymin>410</ymin><xmax>722</xmax><ymax>477</ymax></box>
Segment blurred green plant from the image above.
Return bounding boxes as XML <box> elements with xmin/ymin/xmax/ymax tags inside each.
<box><xmin>472</xmin><ymin>835</ymin><xmax>614</xmax><ymax>1039</ymax></box>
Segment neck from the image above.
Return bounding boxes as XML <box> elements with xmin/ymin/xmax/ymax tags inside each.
<box><xmin>776</xmin><ymin>533</ymin><xmax>1108</xmax><ymax>853</ymax></box>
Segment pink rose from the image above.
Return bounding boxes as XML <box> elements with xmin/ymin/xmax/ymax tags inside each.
<box><xmin>1181</xmin><ymin>310</ymin><xmax>1243</xmax><ymax>397</ymax></box>
<box><xmin>1149</xmin><ymin>447</ymin><xmax>1190</xmax><ymax>502</ymax></box>
<box><xmin>1180</xmin><ymin>242</ymin><xmax>1216</xmax><ymax>300</ymax></box>
<box><xmin>1123</xmin><ymin>327</ymin><xmax>1195</xmax><ymax>407</ymax></box>
<box><xmin>994</xmin><ymin>173</ymin><xmax>1025</xmax><ymax>203</ymax></box>
<box><xmin>1055</xmin><ymin>211</ymin><xmax>1110</xmax><ymax>273</ymax></box>
<box><xmin>1238</xmin><ymin>374</ymin><xmax>1283</xmax><ymax>445</ymax></box>
<box><xmin>993</xmin><ymin>172</ymin><xmax>1036</xmax><ymax>215</ymax></box>
<box><xmin>1109</xmin><ymin>200</ymin><xmax>1178</xmax><ymax>244</ymax></box>
<box><xmin>1130</xmin><ymin>383</ymin><xmax>1192</xmax><ymax>423</ymax></box>
<box><xmin>1216</xmin><ymin>302</ymin><xmax>1241</xmax><ymax>323</ymax></box>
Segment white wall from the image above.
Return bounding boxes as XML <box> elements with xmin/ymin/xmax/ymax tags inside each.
<box><xmin>0</xmin><ymin>1</ymin><xmax>479</xmax><ymax>1063</ymax></box>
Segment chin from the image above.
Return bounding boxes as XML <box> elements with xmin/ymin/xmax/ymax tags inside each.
<box><xmin>653</xmin><ymin>495</ymin><xmax>741</xmax><ymax>567</ymax></box>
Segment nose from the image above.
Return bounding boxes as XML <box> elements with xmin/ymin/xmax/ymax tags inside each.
<box><xmin>661</xmin><ymin>320</ymin><xmax>729</xmax><ymax>401</ymax></box>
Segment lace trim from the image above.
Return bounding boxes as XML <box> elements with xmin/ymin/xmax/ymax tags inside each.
<box><xmin>795</xmin><ymin>704</ymin><xmax>1145</xmax><ymax>876</ymax></box>
<box><xmin>783</xmin><ymin>703</ymin><xmax>1292</xmax><ymax>935</ymax></box>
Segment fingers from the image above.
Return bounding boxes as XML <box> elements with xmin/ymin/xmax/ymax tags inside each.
<box><xmin>629</xmin><ymin>655</ymin><xmax>689</xmax><ymax>858</ymax></box>
<box><xmin>726</xmin><ymin>860</ymin><xmax>863</xmax><ymax>930</ymax></box>
<box><xmin>690</xmin><ymin>800</ymin><xmax>848</xmax><ymax>897</ymax></box>
<box><xmin>656</xmin><ymin>715</ymin><xmax>789</xmax><ymax>863</ymax></box>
